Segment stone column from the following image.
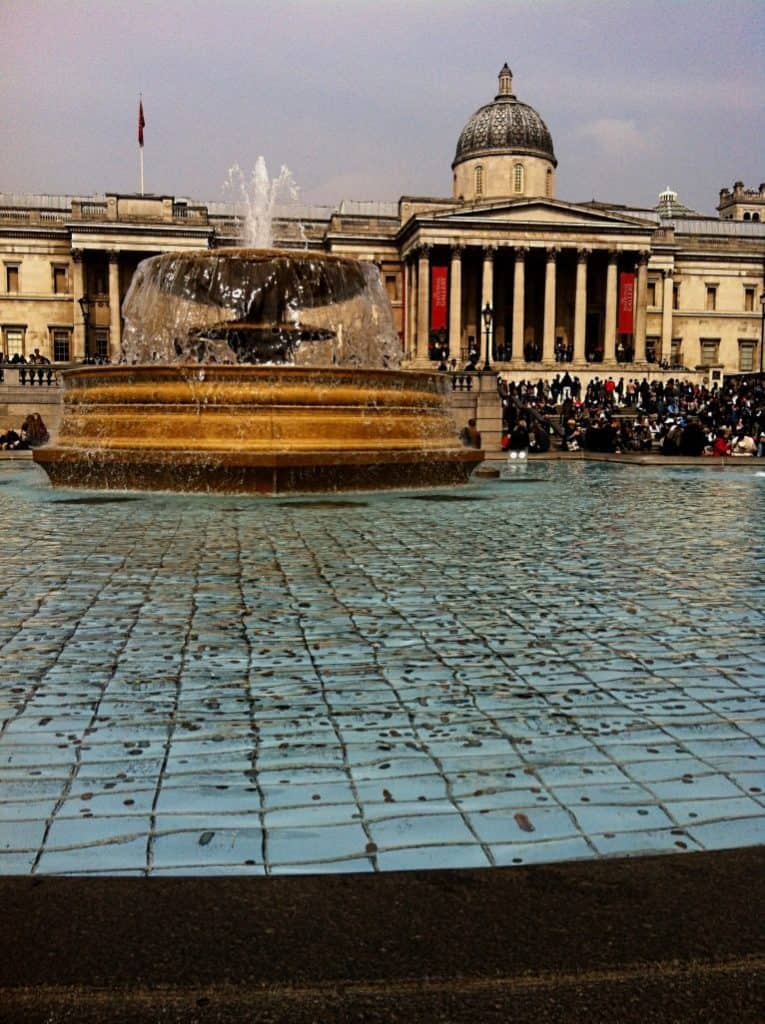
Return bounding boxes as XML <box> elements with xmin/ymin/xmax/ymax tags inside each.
<box><xmin>634</xmin><ymin>251</ymin><xmax>649</xmax><ymax>363</ymax></box>
<box><xmin>416</xmin><ymin>245</ymin><xmax>431</xmax><ymax>363</ymax></box>
<box><xmin>660</xmin><ymin>268</ymin><xmax>673</xmax><ymax>365</ymax></box>
<box><xmin>108</xmin><ymin>251</ymin><xmax>121</xmax><ymax>362</ymax></box>
<box><xmin>604</xmin><ymin>251</ymin><xmax>618</xmax><ymax>363</ymax></box>
<box><xmin>71</xmin><ymin>249</ymin><xmax>86</xmax><ymax>361</ymax></box>
<box><xmin>448</xmin><ymin>246</ymin><xmax>463</xmax><ymax>361</ymax></box>
<box><xmin>511</xmin><ymin>246</ymin><xmax>527</xmax><ymax>365</ymax></box>
<box><xmin>542</xmin><ymin>247</ymin><xmax>558</xmax><ymax>363</ymax></box>
<box><xmin>573</xmin><ymin>248</ymin><xmax>589</xmax><ymax>364</ymax></box>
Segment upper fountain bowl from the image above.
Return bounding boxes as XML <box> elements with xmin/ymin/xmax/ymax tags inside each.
<box><xmin>121</xmin><ymin>248</ymin><xmax>402</xmax><ymax>370</ymax></box>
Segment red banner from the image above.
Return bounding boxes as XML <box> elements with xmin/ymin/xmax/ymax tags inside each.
<box><xmin>430</xmin><ymin>265</ymin><xmax>448</xmax><ymax>331</ymax></box>
<box><xmin>618</xmin><ymin>272</ymin><xmax>635</xmax><ymax>334</ymax></box>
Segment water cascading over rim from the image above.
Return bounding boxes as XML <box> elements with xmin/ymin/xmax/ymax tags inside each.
<box><xmin>34</xmin><ymin>247</ymin><xmax>484</xmax><ymax>494</ymax></box>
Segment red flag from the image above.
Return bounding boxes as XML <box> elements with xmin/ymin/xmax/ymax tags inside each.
<box><xmin>138</xmin><ymin>98</ymin><xmax>146</xmax><ymax>147</ymax></box>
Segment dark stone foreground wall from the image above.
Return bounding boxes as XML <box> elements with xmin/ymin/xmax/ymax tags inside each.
<box><xmin>1</xmin><ymin>847</ymin><xmax>763</xmax><ymax>1022</ymax></box>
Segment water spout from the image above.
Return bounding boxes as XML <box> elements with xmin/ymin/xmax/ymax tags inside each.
<box><xmin>224</xmin><ymin>157</ymin><xmax>300</xmax><ymax>249</ymax></box>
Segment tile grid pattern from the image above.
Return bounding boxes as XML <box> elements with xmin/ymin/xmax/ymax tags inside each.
<box><xmin>0</xmin><ymin>462</ymin><xmax>763</xmax><ymax>875</ymax></box>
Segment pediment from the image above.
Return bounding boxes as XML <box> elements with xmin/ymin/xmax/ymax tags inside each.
<box><xmin>432</xmin><ymin>198</ymin><xmax>652</xmax><ymax>230</ymax></box>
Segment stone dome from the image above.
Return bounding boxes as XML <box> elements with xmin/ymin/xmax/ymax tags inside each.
<box><xmin>453</xmin><ymin>64</ymin><xmax>557</xmax><ymax>169</ymax></box>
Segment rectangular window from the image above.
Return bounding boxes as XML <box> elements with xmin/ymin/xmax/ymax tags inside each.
<box><xmin>53</xmin><ymin>265</ymin><xmax>69</xmax><ymax>294</ymax></box>
<box><xmin>385</xmin><ymin>274</ymin><xmax>398</xmax><ymax>302</ymax></box>
<box><xmin>700</xmin><ymin>338</ymin><xmax>719</xmax><ymax>366</ymax></box>
<box><xmin>670</xmin><ymin>338</ymin><xmax>682</xmax><ymax>366</ymax></box>
<box><xmin>5</xmin><ymin>265</ymin><xmax>19</xmax><ymax>293</ymax></box>
<box><xmin>672</xmin><ymin>285</ymin><xmax>679</xmax><ymax>310</ymax></box>
<box><xmin>646</xmin><ymin>337</ymin><xmax>659</xmax><ymax>363</ymax></box>
<box><xmin>739</xmin><ymin>341</ymin><xmax>755</xmax><ymax>372</ymax></box>
<box><xmin>4</xmin><ymin>327</ymin><xmax>25</xmax><ymax>358</ymax></box>
<box><xmin>52</xmin><ymin>328</ymin><xmax>71</xmax><ymax>362</ymax></box>
<box><xmin>705</xmin><ymin>285</ymin><xmax>717</xmax><ymax>311</ymax></box>
<box><xmin>744</xmin><ymin>287</ymin><xmax>755</xmax><ymax>312</ymax></box>
<box><xmin>95</xmin><ymin>329</ymin><xmax>109</xmax><ymax>359</ymax></box>
<box><xmin>646</xmin><ymin>282</ymin><xmax>656</xmax><ymax>306</ymax></box>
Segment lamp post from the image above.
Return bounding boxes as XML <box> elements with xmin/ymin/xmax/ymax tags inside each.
<box><xmin>482</xmin><ymin>302</ymin><xmax>493</xmax><ymax>373</ymax></box>
<box><xmin>78</xmin><ymin>296</ymin><xmax>91</xmax><ymax>362</ymax></box>
<box><xmin>760</xmin><ymin>292</ymin><xmax>765</xmax><ymax>377</ymax></box>
<box><xmin>437</xmin><ymin>326</ymin><xmax>448</xmax><ymax>371</ymax></box>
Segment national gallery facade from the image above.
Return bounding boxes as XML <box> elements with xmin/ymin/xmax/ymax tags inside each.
<box><xmin>1</xmin><ymin>64</ymin><xmax>763</xmax><ymax>378</ymax></box>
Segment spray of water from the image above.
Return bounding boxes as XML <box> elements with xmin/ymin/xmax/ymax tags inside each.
<box><xmin>224</xmin><ymin>157</ymin><xmax>301</xmax><ymax>249</ymax></box>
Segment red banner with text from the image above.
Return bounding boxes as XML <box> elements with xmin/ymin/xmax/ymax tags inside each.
<box><xmin>618</xmin><ymin>272</ymin><xmax>635</xmax><ymax>334</ymax></box>
<box><xmin>430</xmin><ymin>265</ymin><xmax>448</xmax><ymax>332</ymax></box>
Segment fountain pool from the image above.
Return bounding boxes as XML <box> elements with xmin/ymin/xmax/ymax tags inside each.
<box><xmin>1</xmin><ymin>459</ymin><xmax>763</xmax><ymax>875</ymax></box>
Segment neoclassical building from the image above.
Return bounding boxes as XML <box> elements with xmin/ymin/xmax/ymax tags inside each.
<box><xmin>1</xmin><ymin>64</ymin><xmax>763</xmax><ymax>378</ymax></box>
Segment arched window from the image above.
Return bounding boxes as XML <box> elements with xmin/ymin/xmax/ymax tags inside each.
<box><xmin>474</xmin><ymin>165</ymin><xmax>484</xmax><ymax>197</ymax></box>
<box><xmin>753</xmin><ymin>213</ymin><xmax>761</xmax><ymax>222</ymax></box>
<box><xmin>545</xmin><ymin>169</ymin><xmax>553</xmax><ymax>198</ymax></box>
<box><xmin>513</xmin><ymin>163</ymin><xmax>524</xmax><ymax>194</ymax></box>
<box><xmin>743</xmin><ymin>212</ymin><xmax>751</xmax><ymax>221</ymax></box>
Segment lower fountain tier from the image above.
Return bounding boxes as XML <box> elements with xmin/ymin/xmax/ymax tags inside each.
<box><xmin>34</xmin><ymin>365</ymin><xmax>483</xmax><ymax>494</ymax></box>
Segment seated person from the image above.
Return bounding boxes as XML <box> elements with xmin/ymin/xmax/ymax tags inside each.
<box><xmin>730</xmin><ymin>430</ymin><xmax>756</xmax><ymax>456</ymax></box>
<box><xmin>678</xmin><ymin>417</ymin><xmax>707</xmax><ymax>456</ymax></box>
<box><xmin>561</xmin><ymin>419</ymin><xmax>582</xmax><ymax>451</ymax></box>
<box><xmin>507</xmin><ymin>419</ymin><xmax>530</xmax><ymax>452</ymax></box>
<box><xmin>528</xmin><ymin>423</ymin><xmax>551</xmax><ymax>454</ymax></box>
<box><xmin>459</xmin><ymin>418</ymin><xmax>481</xmax><ymax>448</ymax></box>
<box><xmin>710</xmin><ymin>429</ymin><xmax>731</xmax><ymax>456</ymax></box>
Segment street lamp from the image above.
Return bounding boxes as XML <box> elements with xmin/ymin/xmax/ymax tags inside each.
<box><xmin>437</xmin><ymin>326</ymin><xmax>448</xmax><ymax>371</ymax></box>
<box><xmin>760</xmin><ymin>292</ymin><xmax>765</xmax><ymax>377</ymax></box>
<box><xmin>482</xmin><ymin>302</ymin><xmax>493</xmax><ymax>372</ymax></box>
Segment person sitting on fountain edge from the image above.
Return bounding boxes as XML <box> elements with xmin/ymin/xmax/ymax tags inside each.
<box><xmin>459</xmin><ymin>419</ymin><xmax>482</xmax><ymax>448</ymax></box>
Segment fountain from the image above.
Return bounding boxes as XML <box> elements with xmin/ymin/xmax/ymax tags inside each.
<box><xmin>34</xmin><ymin>162</ymin><xmax>483</xmax><ymax>494</ymax></box>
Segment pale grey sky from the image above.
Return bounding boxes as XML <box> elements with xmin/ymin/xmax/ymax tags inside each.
<box><xmin>1</xmin><ymin>0</ymin><xmax>763</xmax><ymax>214</ymax></box>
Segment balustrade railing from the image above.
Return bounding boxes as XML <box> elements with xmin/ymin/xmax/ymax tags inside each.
<box><xmin>0</xmin><ymin>365</ymin><xmax>60</xmax><ymax>386</ymax></box>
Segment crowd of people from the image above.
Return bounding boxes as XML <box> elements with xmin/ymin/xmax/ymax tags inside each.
<box><xmin>0</xmin><ymin>413</ymin><xmax>49</xmax><ymax>450</ymax></box>
<box><xmin>497</xmin><ymin>374</ymin><xmax>765</xmax><ymax>457</ymax></box>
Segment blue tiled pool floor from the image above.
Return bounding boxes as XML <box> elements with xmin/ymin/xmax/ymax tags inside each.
<box><xmin>0</xmin><ymin>460</ymin><xmax>763</xmax><ymax>875</ymax></box>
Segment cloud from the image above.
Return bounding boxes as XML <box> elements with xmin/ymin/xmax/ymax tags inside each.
<box><xmin>578</xmin><ymin>118</ymin><xmax>657</xmax><ymax>155</ymax></box>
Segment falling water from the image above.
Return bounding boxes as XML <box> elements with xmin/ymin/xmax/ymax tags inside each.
<box><xmin>224</xmin><ymin>157</ymin><xmax>300</xmax><ymax>249</ymax></box>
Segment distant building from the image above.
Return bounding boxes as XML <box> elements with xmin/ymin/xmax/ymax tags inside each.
<box><xmin>1</xmin><ymin>64</ymin><xmax>763</xmax><ymax>377</ymax></box>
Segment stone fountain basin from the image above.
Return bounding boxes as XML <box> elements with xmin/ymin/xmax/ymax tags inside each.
<box><xmin>34</xmin><ymin>365</ymin><xmax>483</xmax><ymax>494</ymax></box>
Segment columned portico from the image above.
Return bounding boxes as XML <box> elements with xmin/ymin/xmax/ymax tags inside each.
<box><xmin>416</xmin><ymin>245</ymin><xmax>431</xmax><ymax>362</ymax></box>
<box><xmin>108</xmin><ymin>251</ymin><xmax>122</xmax><ymax>362</ymax></box>
<box><xmin>542</xmin><ymin>248</ymin><xmax>558</xmax><ymax>363</ymax></box>
<box><xmin>634</xmin><ymin>252</ymin><xmax>649</xmax><ymax>363</ymax></box>
<box><xmin>448</xmin><ymin>247</ymin><xmax>463</xmax><ymax>359</ymax></box>
<box><xmin>481</xmin><ymin>245</ymin><xmax>495</xmax><ymax>322</ymax></box>
<box><xmin>573</xmin><ymin>248</ymin><xmax>588</xmax><ymax>363</ymax></box>
<box><xmin>660</xmin><ymin>268</ymin><xmax>673</xmax><ymax>364</ymax></box>
<box><xmin>71</xmin><ymin>249</ymin><xmax>86</xmax><ymax>361</ymax></box>
<box><xmin>604</xmin><ymin>251</ymin><xmax>618</xmax><ymax>363</ymax></box>
<box><xmin>511</xmin><ymin>247</ymin><xmax>526</xmax><ymax>365</ymax></box>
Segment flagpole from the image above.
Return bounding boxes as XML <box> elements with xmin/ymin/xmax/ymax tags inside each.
<box><xmin>138</xmin><ymin>93</ymin><xmax>145</xmax><ymax>195</ymax></box>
